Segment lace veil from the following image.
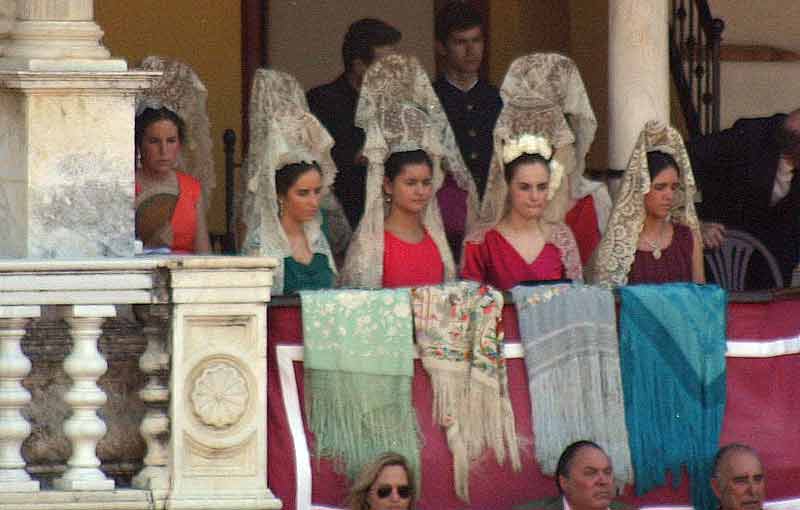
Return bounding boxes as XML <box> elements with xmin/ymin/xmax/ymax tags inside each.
<box><xmin>481</xmin><ymin>53</ymin><xmax>611</xmax><ymax>229</ymax></box>
<box><xmin>240</xmin><ymin>68</ymin><xmax>338</xmax><ymax>295</ymax></box>
<box><xmin>340</xmin><ymin>54</ymin><xmax>457</xmax><ymax>288</ymax></box>
<box><xmin>590</xmin><ymin>121</ymin><xmax>700</xmax><ymax>287</ymax></box>
<box><xmin>136</xmin><ymin>56</ymin><xmax>215</xmax><ymax>205</ymax></box>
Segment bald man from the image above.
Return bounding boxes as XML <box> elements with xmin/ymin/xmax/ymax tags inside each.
<box><xmin>516</xmin><ymin>441</ymin><xmax>634</xmax><ymax>510</ymax></box>
<box><xmin>711</xmin><ymin>444</ymin><xmax>765</xmax><ymax>510</ymax></box>
<box><xmin>689</xmin><ymin>110</ymin><xmax>800</xmax><ymax>288</ymax></box>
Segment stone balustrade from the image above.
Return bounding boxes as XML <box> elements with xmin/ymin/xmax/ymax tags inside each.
<box><xmin>0</xmin><ymin>256</ymin><xmax>282</xmax><ymax>510</ymax></box>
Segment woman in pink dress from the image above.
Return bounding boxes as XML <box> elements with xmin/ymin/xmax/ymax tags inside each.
<box><xmin>461</xmin><ymin>135</ymin><xmax>582</xmax><ymax>291</ymax></box>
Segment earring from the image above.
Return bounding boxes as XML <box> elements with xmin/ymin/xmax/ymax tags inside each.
<box><xmin>385</xmin><ymin>194</ymin><xmax>392</xmax><ymax>204</ymax></box>
<box><xmin>277</xmin><ymin>199</ymin><xmax>284</xmax><ymax>217</ymax></box>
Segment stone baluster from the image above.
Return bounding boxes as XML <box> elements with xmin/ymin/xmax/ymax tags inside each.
<box><xmin>53</xmin><ymin>305</ymin><xmax>116</xmax><ymax>491</ymax></box>
<box><xmin>0</xmin><ymin>306</ymin><xmax>40</xmax><ymax>492</ymax></box>
<box><xmin>132</xmin><ymin>304</ymin><xmax>170</xmax><ymax>491</ymax></box>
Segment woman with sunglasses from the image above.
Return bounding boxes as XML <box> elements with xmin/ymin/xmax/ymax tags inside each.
<box><xmin>347</xmin><ymin>452</ymin><xmax>416</xmax><ymax>510</ymax></box>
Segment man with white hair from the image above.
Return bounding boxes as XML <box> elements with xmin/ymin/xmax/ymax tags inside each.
<box><xmin>711</xmin><ymin>443</ymin><xmax>765</xmax><ymax>510</ymax></box>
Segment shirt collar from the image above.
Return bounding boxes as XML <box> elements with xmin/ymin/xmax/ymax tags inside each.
<box><xmin>445</xmin><ymin>73</ymin><xmax>479</xmax><ymax>93</ymax></box>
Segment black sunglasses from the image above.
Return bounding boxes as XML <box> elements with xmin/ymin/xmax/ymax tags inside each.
<box><xmin>375</xmin><ymin>484</ymin><xmax>412</xmax><ymax>499</ymax></box>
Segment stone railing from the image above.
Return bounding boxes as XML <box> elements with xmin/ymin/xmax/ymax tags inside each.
<box><xmin>0</xmin><ymin>256</ymin><xmax>282</xmax><ymax>510</ymax></box>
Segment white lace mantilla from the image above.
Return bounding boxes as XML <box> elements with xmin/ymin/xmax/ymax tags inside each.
<box><xmin>590</xmin><ymin>121</ymin><xmax>700</xmax><ymax>287</ymax></box>
<box><xmin>240</xmin><ymin>68</ymin><xmax>338</xmax><ymax>294</ymax></box>
<box><xmin>136</xmin><ymin>56</ymin><xmax>216</xmax><ymax>205</ymax></box>
<box><xmin>480</xmin><ymin>53</ymin><xmax>606</xmax><ymax>228</ymax></box>
<box><xmin>340</xmin><ymin>54</ymin><xmax>458</xmax><ymax>288</ymax></box>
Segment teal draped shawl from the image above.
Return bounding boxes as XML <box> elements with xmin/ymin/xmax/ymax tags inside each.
<box><xmin>301</xmin><ymin>288</ymin><xmax>419</xmax><ymax>481</ymax></box>
<box><xmin>619</xmin><ymin>283</ymin><xmax>727</xmax><ymax>510</ymax></box>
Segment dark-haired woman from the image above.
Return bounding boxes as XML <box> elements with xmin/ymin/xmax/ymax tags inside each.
<box><xmin>135</xmin><ymin>107</ymin><xmax>210</xmax><ymax>254</ymax></box>
<box><xmin>627</xmin><ymin>150</ymin><xmax>705</xmax><ymax>284</ymax></box>
<box><xmin>341</xmin><ymin>148</ymin><xmax>455</xmax><ymax>288</ymax></box>
<box><xmin>591</xmin><ymin>121</ymin><xmax>705</xmax><ymax>286</ymax></box>
<box><xmin>275</xmin><ymin>161</ymin><xmax>336</xmax><ymax>294</ymax></box>
<box><xmin>461</xmin><ymin>135</ymin><xmax>582</xmax><ymax>291</ymax></box>
<box><xmin>381</xmin><ymin>150</ymin><xmax>446</xmax><ymax>288</ymax></box>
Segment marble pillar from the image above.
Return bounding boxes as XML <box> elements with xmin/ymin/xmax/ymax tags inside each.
<box><xmin>0</xmin><ymin>0</ymin><xmax>124</xmax><ymax>71</ymax></box>
<box><xmin>0</xmin><ymin>72</ymin><xmax>157</xmax><ymax>257</ymax></box>
<box><xmin>608</xmin><ymin>0</ymin><xmax>670</xmax><ymax>171</ymax></box>
<box><xmin>0</xmin><ymin>0</ymin><xmax>13</xmax><ymax>56</ymax></box>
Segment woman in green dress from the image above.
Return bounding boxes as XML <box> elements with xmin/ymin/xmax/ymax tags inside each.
<box><xmin>275</xmin><ymin>161</ymin><xmax>336</xmax><ymax>294</ymax></box>
<box><xmin>241</xmin><ymin>69</ymin><xmax>339</xmax><ymax>294</ymax></box>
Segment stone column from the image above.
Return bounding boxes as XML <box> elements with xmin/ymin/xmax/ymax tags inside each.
<box><xmin>54</xmin><ymin>304</ymin><xmax>117</xmax><ymax>491</ymax></box>
<box><xmin>0</xmin><ymin>306</ymin><xmax>40</xmax><ymax>493</ymax></box>
<box><xmin>0</xmin><ymin>0</ymin><xmax>125</xmax><ymax>71</ymax></box>
<box><xmin>0</xmin><ymin>0</ymin><xmax>13</xmax><ymax>56</ymax></box>
<box><xmin>608</xmin><ymin>0</ymin><xmax>670</xmax><ymax>171</ymax></box>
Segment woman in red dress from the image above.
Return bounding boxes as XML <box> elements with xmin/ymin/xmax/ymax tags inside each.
<box><xmin>461</xmin><ymin>135</ymin><xmax>582</xmax><ymax>291</ymax></box>
<box><xmin>381</xmin><ymin>150</ymin><xmax>446</xmax><ymax>288</ymax></box>
<box><xmin>134</xmin><ymin>107</ymin><xmax>210</xmax><ymax>254</ymax></box>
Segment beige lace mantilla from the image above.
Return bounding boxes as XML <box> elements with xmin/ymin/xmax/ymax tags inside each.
<box><xmin>590</xmin><ymin>121</ymin><xmax>700</xmax><ymax>287</ymax></box>
<box><xmin>240</xmin><ymin>68</ymin><xmax>338</xmax><ymax>294</ymax></box>
<box><xmin>481</xmin><ymin>53</ymin><xmax>611</xmax><ymax>230</ymax></box>
<box><xmin>340</xmin><ymin>54</ymin><xmax>458</xmax><ymax>288</ymax></box>
<box><xmin>136</xmin><ymin>56</ymin><xmax>215</xmax><ymax>205</ymax></box>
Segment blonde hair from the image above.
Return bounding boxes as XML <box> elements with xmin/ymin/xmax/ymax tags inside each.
<box><xmin>346</xmin><ymin>452</ymin><xmax>417</xmax><ymax>510</ymax></box>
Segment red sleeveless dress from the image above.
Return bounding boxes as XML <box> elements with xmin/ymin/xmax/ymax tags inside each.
<box><xmin>135</xmin><ymin>171</ymin><xmax>201</xmax><ymax>254</ymax></box>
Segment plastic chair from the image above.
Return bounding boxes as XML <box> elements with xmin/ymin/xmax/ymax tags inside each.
<box><xmin>704</xmin><ymin>228</ymin><xmax>784</xmax><ymax>290</ymax></box>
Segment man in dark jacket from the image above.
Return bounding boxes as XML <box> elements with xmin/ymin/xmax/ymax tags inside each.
<box><xmin>307</xmin><ymin>18</ymin><xmax>401</xmax><ymax>229</ymax></box>
<box><xmin>689</xmin><ymin>110</ymin><xmax>800</xmax><ymax>287</ymax></box>
<box><xmin>433</xmin><ymin>1</ymin><xmax>502</xmax><ymax>257</ymax></box>
<box><xmin>516</xmin><ymin>441</ymin><xmax>635</xmax><ymax>510</ymax></box>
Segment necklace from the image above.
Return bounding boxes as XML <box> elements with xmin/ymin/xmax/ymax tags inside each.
<box><xmin>644</xmin><ymin>221</ymin><xmax>668</xmax><ymax>260</ymax></box>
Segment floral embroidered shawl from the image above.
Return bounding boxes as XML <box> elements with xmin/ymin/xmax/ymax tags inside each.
<box><xmin>301</xmin><ymin>289</ymin><xmax>420</xmax><ymax>481</ymax></box>
<box><xmin>412</xmin><ymin>282</ymin><xmax>520</xmax><ymax>501</ymax></box>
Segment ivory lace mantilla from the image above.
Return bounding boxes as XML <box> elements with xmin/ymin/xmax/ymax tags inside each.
<box><xmin>240</xmin><ymin>68</ymin><xmax>338</xmax><ymax>295</ymax></box>
<box><xmin>136</xmin><ymin>56</ymin><xmax>215</xmax><ymax>205</ymax></box>
<box><xmin>340</xmin><ymin>54</ymin><xmax>459</xmax><ymax>288</ymax></box>
<box><xmin>590</xmin><ymin>121</ymin><xmax>700</xmax><ymax>287</ymax></box>
<box><xmin>484</xmin><ymin>53</ymin><xmax>611</xmax><ymax>230</ymax></box>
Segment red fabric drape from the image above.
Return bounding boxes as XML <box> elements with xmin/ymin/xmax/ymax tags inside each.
<box><xmin>268</xmin><ymin>299</ymin><xmax>800</xmax><ymax>510</ymax></box>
